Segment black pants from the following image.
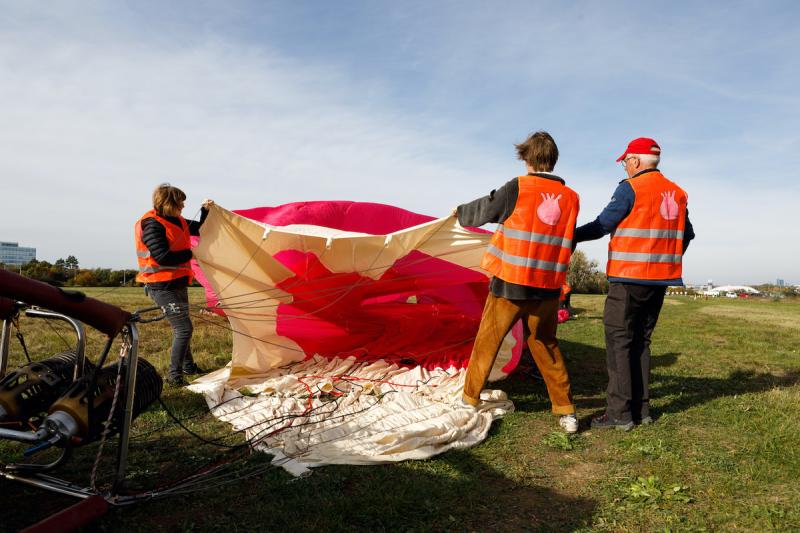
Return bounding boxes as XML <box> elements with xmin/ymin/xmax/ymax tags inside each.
<box><xmin>147</xmin><ymin>286</ymin><xmax>196</xmax><ymax>380</ymax></box>
<box><xmin>603</xmin><ymin>282</ymin><xmax>666</xmax><ymax>422</ymax></box>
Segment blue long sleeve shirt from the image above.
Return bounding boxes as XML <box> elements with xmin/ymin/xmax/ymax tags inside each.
<box><xmin>574</xmin><ymin>169</ymin><xmax>695</xmax><ymax>286</ymax></box>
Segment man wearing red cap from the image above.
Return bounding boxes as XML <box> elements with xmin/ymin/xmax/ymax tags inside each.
<box><xmin>575</xmin><ymin>137</ymin><xmax>694</xmax><ymax>431</ymax></box>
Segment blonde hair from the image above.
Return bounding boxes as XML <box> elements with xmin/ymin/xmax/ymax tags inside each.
<box><xmin>152</xmin><ymin>183</ymin><xmax>186</xmax><ymax>216</ymax></box>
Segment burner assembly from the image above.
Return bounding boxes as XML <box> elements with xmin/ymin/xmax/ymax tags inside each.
<box><xmin>0</xmin><ymin>270</ymin><xmax>164</xmax><ymax>503</ymax></box>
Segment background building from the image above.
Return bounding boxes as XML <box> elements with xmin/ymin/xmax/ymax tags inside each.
<box><xmin>0</xmin><ymin>242</ymin><xmax>36</xmax><ymax>265</ymax></box>
<box><xmin>701</xmin><ymin>285</ymin><xmax>760</xmax><ymax>297</ymax></box>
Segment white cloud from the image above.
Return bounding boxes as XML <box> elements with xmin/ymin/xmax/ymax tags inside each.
<box><xmin>0</xmin><ymin>10</ymin><xmax>502</xmax><ymax>269</ymax></box>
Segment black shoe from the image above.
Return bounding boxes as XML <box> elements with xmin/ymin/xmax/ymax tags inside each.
<box><xmin>181</xmin><ymin>364</ymin><xmax>208</xmax><ymax>375</ymax></box>
<box><xmin>167</xmin><ymin>376</ymin><xmax>189</xmax><ymax>387</ymax></box>
<box><xmin>591</xmin><ymin>413</ymin><xmax>634</xmax><ymax>431</ymax></box>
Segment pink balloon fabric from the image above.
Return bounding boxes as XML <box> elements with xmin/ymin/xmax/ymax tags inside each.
<box><xmin>193</xmin><ymin>201</ymin><xmax>523</xmax><ymax>373</ymax></box>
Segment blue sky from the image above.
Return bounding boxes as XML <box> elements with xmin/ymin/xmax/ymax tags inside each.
<box><xmin>1</xmin><ymin>1</ymin><xmax>798</xmax><ymax>284</ymax></box>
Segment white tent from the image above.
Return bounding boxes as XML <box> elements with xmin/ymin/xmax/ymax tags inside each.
<box><xmin>702</xmin><ymin>285</ymin><xmax>760</xmax><ymax>296</ymax></box>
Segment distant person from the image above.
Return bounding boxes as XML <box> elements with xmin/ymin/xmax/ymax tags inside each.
<box><xmin>134</xmin><ymin>184</ymin><xmax>214</xmax><ymax>386</ymax></box>
<box><xmin>559</xmin><ymin>281</ymin><xmax>572</xmax><ymax>311</ymax></box>
<box><xmin>575</xmin><ymin>138</ymin><xmax>695</xmax><ymax>430</ymax></box>
<box><xmin>454</xmin><ymin>131</ymin><xmax>580</xmax><ymax>434</ymax></box>
<box><xmin>557</xmin><ymin>282</ymin><xmax>572</xmax><ymax>324</ymax></box>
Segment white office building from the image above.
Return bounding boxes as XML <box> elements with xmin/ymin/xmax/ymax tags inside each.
<box><xmin>0</xmin><ymin>242</ymin><xmax>36</xmax><ymax>265</ymax></box>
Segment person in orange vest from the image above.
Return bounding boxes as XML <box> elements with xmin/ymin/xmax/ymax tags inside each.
<box><xmin>454</xmin><ymin>131</ymin><xmax>580</xmax><ymax>434</ymax></box>
<box><xmin>575</xmin><ymin>138</ymin><xmax>695</xmax><ymax>430</ymax></box>
<box><xmin>557</xmin><ymin>282</ymin><xmax>572</xmax><ymax>324</ymax></box>
<box><xmin>135</xmin><ymin>183</ymin><xmax>214</xmax><ymax>386</ymax></box>
<box><xmin>559</xmin><ymin>282</ymin><xmax>572</xmax><ymax>311</ymax></box>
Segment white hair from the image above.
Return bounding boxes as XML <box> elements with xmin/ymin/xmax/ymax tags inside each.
<box><xmin>630</xmin><ymin>154</ymin><xmax>660</xmax><ymax>167</ymax></box>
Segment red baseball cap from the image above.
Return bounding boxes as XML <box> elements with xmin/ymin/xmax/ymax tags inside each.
<box><xmin>616</xmin><ymin>137</ymin><xmax>661</xmax><ymax>162</ymax></box>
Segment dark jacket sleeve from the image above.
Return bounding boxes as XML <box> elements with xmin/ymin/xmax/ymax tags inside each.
<box><xmin>456</xmin><ymin>178</ymin><xmax>519</xmax><ymax>227</ymax></box>
<box><xmin>575</xmin><ymin>181</ymin><xmax>635</xmax><ymax>243</ymax></box>
<box><xmin>683</xmin><ymin>208</ymin><xmax>695</xmax><ymax>253</ymax></box>
<box><xmin>141</xmin><ymin>218</ymin><xmax>193</xmax><ymax>266</ymax></box>
<box><xmin>187</xmin><ymin>207</ymin><xmax>209</xmax><ymax>237</ymax></box>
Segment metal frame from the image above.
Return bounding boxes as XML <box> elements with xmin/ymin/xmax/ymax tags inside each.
<box><xmin>1</xmin><ymin>470</ymin><xmax>96</xmax><ymax>500</ymax></box>
<box><xmin>24</xmin><ymin>308</ymin><xmax>87</xmax><ymax>379</ymax></box>
<box><xmin>0</xmin><ymin>306</ymin><xmax>87</xmax><ymax>380</ymax></box>
<box><xmin>0</xmin><ymin>315</ymin><xmax>11</xmax><ymax>378</ymax></box>
<box><xmin>0</xmin><ymin>310</ymin><xmax>142</xmax><ymax>504</ymax></box>
<box><xmin>113</xmin><ymin>323</ymin><xmax>138</xmax><ymax>493</ymax></box>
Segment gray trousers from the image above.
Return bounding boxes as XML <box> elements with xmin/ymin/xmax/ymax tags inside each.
<box><xmin>147</xmin><ymin>286</ymin><xmax>196</xmax><ymax>380</ymax></box>
<box><xmin>603</xmin><ymin>282</ymin><xmax>666</xmax><ymax>422</ymax></box>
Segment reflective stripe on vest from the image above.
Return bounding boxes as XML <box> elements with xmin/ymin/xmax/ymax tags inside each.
<box><xmin>612</xmin><ymin>228</ymin><xmax>684</xmax><ymax>239</ymax></box>
<box><xmin>486</xmin><ymin>244</ymin><xmax>569</xmax><ymax>272</ymax></box>
<box><xmin>480</xmin><ymin>175</ymin><xmax>579</xmax><ymax>289</ymax></box>
<box><xmin>608</xmin><ymin>251</ymin><xmax>682</xmax><ymax>263</ymax></box>
<box><xmin>138</xmin><ymin>264</ymin><xmax>192</xmax><ymax>274</ymax></box>
<box><xmin>606</xmin><ymin>171</ymin><xmax>687</xmax><ymax>281</ymax></box>
<box><xmin>497</xmin><ymin>226</ymin><xmax>573</xmax><ymax>249</ymax></box>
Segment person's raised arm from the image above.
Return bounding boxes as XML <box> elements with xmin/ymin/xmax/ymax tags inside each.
<box><xmin>188</xmin><ymin>198</ymin><xmax>215</xmax><ymax>236</ymax></box>
<box><xmin>455</xmin><ymin>178</ymin><xmax>519</xmax><ymax>227</ymax></box>
<box><xmin>574</xmin><ymin>181</ymin><xmax>634</xmax><ymax>243</ymax></box>
<box><xmin>682</xmin><ymin>207</ymin><xmax>695</xmax><ymax>253</ymax></box>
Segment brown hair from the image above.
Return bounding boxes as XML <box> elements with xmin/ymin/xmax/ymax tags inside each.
<box><xmin>152</xmin><ymin>183</ymin><xmax>186</xmax><ymax>216</ymax></box>
<box><xmin>515</xmin><ymin>131</ymin><xmax>559</xmax><ymax>172</ymax></box>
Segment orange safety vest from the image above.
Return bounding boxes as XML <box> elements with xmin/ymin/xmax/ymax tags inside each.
<box><xmin>134</xmin><ymin>210</ymin><xmax>194</xmax><ymax>284</ymax></box>
<box><xmin>607</xmin><ymin>171</ymin><xmax>687</xmax><ymax>280</ymax></box>
<box><xmin>481</xmin><ymin>175</ymin><xmax>580</xmax><ymax>289</ymax></box>
<box><xmin>560</xmin><ymin>282</ymin><xmax>571</xmax><ymax>302</ymax></box>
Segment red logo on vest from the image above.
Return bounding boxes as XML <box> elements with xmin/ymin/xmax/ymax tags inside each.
<box><xmin>660</xmin><ymin>191</ymin><xmax>679</xmax><ymax>220</ymax></box>
<box><xmin>537</xmin><ymin>193</ymin><xmax>562</xmax><ymax>225</ymax></box>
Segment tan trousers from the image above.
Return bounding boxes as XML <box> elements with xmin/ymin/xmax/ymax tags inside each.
<box><xmin>462</xmin><ymin>293</ymin><xmax>575</xmax><ymax>415</ymax></box>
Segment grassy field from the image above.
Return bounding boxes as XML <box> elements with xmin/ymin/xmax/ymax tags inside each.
<box><xmin>1</xmin><ymin>288</ymin><xmax>799</xmax><ymax>532</ymax></box>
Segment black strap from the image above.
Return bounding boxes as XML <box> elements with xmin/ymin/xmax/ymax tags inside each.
<box><xmin>12</xmin><ymin>317</ymin><xmax>31</xmax><ymax>364</ymax></box>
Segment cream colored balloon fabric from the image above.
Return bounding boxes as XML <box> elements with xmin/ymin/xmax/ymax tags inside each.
<box><xmin>189</xmin><ymin>205</ymin><xmax>517</xmax><ymax>473</ymax></box>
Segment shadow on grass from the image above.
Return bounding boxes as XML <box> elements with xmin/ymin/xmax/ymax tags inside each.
<box><xmin>652</xmin><ymin>369</ymin><xmax>800</xmax><ymax>416</ymax></box>
<box><xmin>2</xmin><ymin>445</ymin><xmax>600</xmax><ymax>531</ymax></box>
<box><xmin>95</xmin><ymin>449</ymin><xmax>598</xmax><ymax>532</ymax></box>
<box><xmin>509</xmin><ymin>338</ymin><xmax>800</xmax><ymax>419</ymax></box>
<box><xmin>2</xmin><ymin>406</ymin><xmax>598</xmax><ymax>531</ymax></box>
<box><xmin>506</xmin><ymin>338</ymin><xmax>611</xmax><ymax>412</ymax></box>
<box><xmin>652</xmin><ymin>352</ymin><xmax>680</xmax><ymax>368</ymax></box>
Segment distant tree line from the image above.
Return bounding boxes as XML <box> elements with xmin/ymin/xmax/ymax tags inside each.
<box><xmin>566</xmin><ymin>250</ymin><xmax>609</xmax><ymax>294</ymax></box>
<box><xmin>5</xmin><ymin>252</ymin><xmax>608</xmax><ymax>292</ymax></box>
<box><xmin>753</xmin><ymin>284</ymin><xmax>799</xmax><ymax>298</ymax></box>
<box><xmin>2</xmin><ymin>257</ymin><xmax>139</xmax><ymax>287</ymax></box>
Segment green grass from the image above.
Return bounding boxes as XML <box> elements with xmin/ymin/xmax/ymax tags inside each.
<box><xmin>1</xmin><ymin>290</ymin><xmax>799</xmax><ymax>531</ymax></box>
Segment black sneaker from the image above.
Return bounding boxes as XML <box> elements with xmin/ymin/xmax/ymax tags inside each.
<box><xmin>167</xmin><ymin>376</ymin><xmax>189</xmax><ymax>387</ymax></box>
<box><xmin>591</xmin><ymin>413</ymin><xmax>634</xmax><ymax>431</ymax></box>
<box><xmin>182</xmin><ymin>364</ymin><xmax>208</xmax><ymax>376</ymax></box>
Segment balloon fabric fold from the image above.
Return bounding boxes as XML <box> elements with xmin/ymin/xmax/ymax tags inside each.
<box><xmin>189</xmin><ymin>201</ymin><xmax>521</xmax><ymax>471</ymax></box>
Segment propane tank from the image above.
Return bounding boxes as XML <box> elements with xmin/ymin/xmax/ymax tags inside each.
<box><xmin>0</xmin><ymin>351</ymin><xmax>90</xmax><ymax>422</ymax></box>
<box><xmin>45</xmin><ymin>358</ymin><xmax>162</xmax><ymax>443</ymax></box>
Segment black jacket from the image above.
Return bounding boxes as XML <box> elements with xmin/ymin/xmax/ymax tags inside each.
<box><xmin>141</xmin><ymin>208</ymin><xmax>208</xmax><ymax>290</ymax></box>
